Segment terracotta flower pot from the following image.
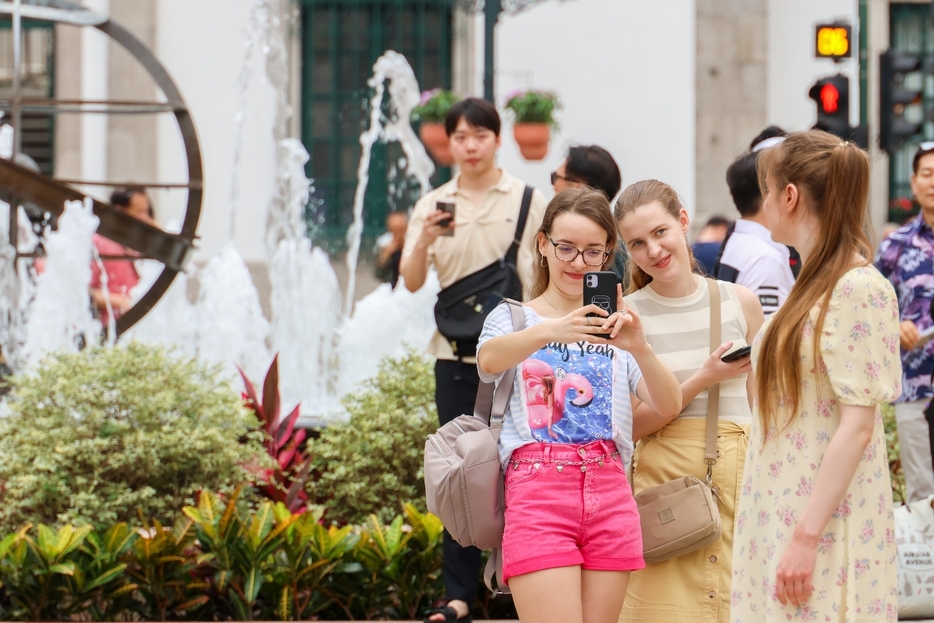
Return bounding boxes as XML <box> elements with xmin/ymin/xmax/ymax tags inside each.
<box><xmin>419</xmin><ymin>122</ymin><xmax>454</xmax><ymax>166</ymax></box>
<box><xmin>513</xmin><ymin>122</ymin><xmax>551</xmax><ymax>160</ymax></box>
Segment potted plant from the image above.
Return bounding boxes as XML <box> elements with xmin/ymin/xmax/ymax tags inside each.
<box><xmin>412</xmin><ymin>88</ymin><xmax>460</xmax><ymax>166</ymax></box>
<box><xmin>504</xmin><ymin>89</ymin><xmax>560</xmax><ymax>160</ymax></box>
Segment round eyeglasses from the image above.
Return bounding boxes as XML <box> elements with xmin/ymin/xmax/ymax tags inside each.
<box><xmin>547</xmin><ymin>236</ymin><xmax>609</xmax><ymax>266</ymax></box>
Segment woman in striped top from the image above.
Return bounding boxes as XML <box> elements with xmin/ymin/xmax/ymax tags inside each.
<box><xmin>614</xmin><ymin>180</ymin><xmax>764</xmax><ymax>623</ymax></box>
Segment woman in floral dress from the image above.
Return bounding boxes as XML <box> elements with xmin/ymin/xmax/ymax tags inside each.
<box><xmin>731</xmin><ymin>130</ymin><xmax>902</xmax><ymax>622</ymax></box>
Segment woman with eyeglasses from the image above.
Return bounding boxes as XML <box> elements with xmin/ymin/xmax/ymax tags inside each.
<box><xmin>614</xmin><ymin>180</ymin><xmax>764</xmax><ymax>623</ymax></box>
<box><xmin>476</xmin><ymin>187</ymin><xmax>682</xmax><ymax>623</ymax></box>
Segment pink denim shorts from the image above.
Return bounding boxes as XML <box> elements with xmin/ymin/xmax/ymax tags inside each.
<box><xmin>501</xmin><ymin>439</ymin><xmax>645</xmax><ymax>583</ymax></box>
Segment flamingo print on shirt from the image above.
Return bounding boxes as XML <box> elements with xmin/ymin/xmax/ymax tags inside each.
<box><xmin>523</xmin><ymin>358</ymin><xmax>594</xmax><ymax>438</ymax></box>
<box><xmin>516</xmin><ymin>341</ymin><xmax>615</xmax><ymax>444</ymax></box>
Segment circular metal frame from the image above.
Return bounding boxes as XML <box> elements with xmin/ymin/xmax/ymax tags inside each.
<box><xmin>0</xmin><ymin>0</ymin><xmax>203</xmax><ymax>337</ymax></box>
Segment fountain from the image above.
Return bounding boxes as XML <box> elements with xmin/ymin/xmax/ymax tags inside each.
<box><xmin>0</xmin><ymin>0</ymin><xmax>440</xmax><ymax>425</ymax></box>
<box><xmin>19</xmin><ymin>197</ymin><xmax>99</xmax><ymax>368</ymax></box>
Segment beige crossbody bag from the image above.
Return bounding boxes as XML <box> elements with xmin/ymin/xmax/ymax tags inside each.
<box><xmin>634</xmin><ymin>278</ymin><xmax>724</xmax><ymax>565</ymax></box>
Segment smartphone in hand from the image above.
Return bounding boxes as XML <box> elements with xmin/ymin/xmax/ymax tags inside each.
<box><xmin>436</xmin><ymin>201</ymin><xmax>456</xmax><ymax>236</ymax></box>
<box><xmin>721</xmin><ymin>345</ymin><xmax>752</xmax><ymax>362</ymax></box>
<box><xmin>583</xmin><ymin>271</ymin><xmax>618</xmax><ymax>339</ymax></box>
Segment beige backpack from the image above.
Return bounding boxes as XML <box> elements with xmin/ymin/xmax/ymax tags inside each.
<box><xmin>424</xmin><ymin>299</ymin><xmax>524</xmax><ymax>592</ymax></box>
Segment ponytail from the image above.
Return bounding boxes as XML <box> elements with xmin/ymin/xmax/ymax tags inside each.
<box><xmin>755</xmin><ymin>133</ymin><xmax>871</xmax><ymax>438</ymax></box>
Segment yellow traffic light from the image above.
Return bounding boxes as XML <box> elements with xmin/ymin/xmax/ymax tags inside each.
<box><xmin>815</xmin><ymin>25</ymin><xmax>852</xmax><ymax>59</ymax></box>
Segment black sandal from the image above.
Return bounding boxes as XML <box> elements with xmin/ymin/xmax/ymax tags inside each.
<box><xmin>423</xmin><ymin>604</ymin><xmax>472</xmax><ymax>623</ymax></box>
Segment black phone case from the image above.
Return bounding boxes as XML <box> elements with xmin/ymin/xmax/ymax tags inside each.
<box><xmin>583</xmin><ymin>271</ymin><xmax>618</xmax><ymax>338</ymax></box>
<box><xmin>721</xmin><ymin>345</ymin><xmax>751</xmax><ymax>362</ymax></box>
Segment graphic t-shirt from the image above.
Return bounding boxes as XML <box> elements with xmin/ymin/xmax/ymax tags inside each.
<box><xmin>477</xmin><ymin>303</ymin><xmax>644</xmax><ymax>467</ymax></box>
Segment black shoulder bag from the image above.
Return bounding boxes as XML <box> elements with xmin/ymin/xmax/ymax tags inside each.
<box><xmin>433</xmin><ymin>185</ymin><xmax>534</xmax><ymax>359</ymax></box>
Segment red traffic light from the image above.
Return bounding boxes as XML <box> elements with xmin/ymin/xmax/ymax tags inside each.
<box><xmin>820</xmin><ymin>83</ymin><xmax>840</xmax><ymax>114</ymax></box>
<box><xmin>809</xmin><ymin>74</ymin><xmax>849</xmax><ymax>119</ymax></box>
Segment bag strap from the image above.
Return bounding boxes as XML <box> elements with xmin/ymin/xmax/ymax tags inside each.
<box><xmin>705</xmin><ymin>278</ymin><xmax>721</xmax><ymax>471</ymax></box>
<box><xmin>473</xmin><ymin>299</ymin><xmax>526</xmax><ymax>445</ymax></box>
<box><xmin>505</xmin><ymin>185</ymin><xmax>534</xmax><ymax>265</ymax></box>
<box><xmin>483</xmin><ymin>547</ymin><xmax>510</xmax><ymax>595</ymax></box>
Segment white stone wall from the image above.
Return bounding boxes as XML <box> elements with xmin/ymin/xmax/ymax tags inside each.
<box><xmin>154</xmin><ymin>0</ymin><xmax>279</xmax><ymax>264</ymax></box>
<box><xmin>494</xmin><ymin>0</ymin><xmax>697</xmax><ymax>213</ymax></box>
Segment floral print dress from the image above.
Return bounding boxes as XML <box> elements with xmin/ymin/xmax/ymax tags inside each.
<box><xmin>731</xmin><ymin>267</ymin><xmax>902</xmax><ymax>623</ymax></box>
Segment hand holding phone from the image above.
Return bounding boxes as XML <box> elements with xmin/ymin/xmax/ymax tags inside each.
<box><xmin>436</xmin><ymin>201</ymin><xmax>456</xmax><ymax>236</ymax></box>
<box><xmin>721</xmin><ymin>344</ymin><xmax>752</xmax><ymax>363</ymax></box>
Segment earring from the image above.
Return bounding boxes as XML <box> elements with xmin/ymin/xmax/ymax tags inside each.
<box><xmin>540</xmin><ymin>255</ymin><xmax>547</xmax><ymax>267</ymax></box>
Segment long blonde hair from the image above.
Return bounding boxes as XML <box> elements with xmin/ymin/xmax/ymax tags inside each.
<box><xmin>755</xmin><ymin>131</ymin><xmax>871</xmax><ymax>435</ymax></box>
<box><xmin>613</xmin><ymin>179</ymin><xmax>699</xmax><ymax>294</ymax></box>
<box><xmin>530</xmin><ymin>188</ymin><xmax>617</xmax><ymax>299</ymax></box>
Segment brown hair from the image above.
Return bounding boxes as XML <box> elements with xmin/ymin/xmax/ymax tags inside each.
<box><xmin>755</xmin><ymin>130</ymin><xmax>871</xmax><ymax>436</ymax></box>
<box><xmin>613</xmin><ymin>179</ymin><xmax>698</xmax><ymax>294</ymax></box>
<box><xmin>530</xmin><ymin>187</ymin><xmax>617</xmax><ymax>299</ymax></box>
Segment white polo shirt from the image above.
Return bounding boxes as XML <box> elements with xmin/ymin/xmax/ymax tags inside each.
<box><xmin>715</xmin><ymin>219</ymin><xmax>795</xmax><ymax>316</ymax></box>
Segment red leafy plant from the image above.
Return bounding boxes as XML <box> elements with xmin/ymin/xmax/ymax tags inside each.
<box><xmin>238</xmin><ymin>355</ymin><xmax>311</xmax><ymax>513</ymax></box>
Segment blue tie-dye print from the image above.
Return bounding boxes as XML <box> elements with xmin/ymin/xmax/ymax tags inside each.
<box><xmin>524</xmin><ymin>345</ymin><xmax>614</xmax><ymax>444</ymax></box>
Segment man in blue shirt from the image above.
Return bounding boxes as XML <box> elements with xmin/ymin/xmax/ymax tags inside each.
<box><xmin>875</xmin><ymin>141</ymin><xmax>934</xmax><ymax>503</ymax></box>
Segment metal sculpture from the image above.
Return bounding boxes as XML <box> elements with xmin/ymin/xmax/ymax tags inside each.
<box><xmin>0</xmin><ymin>0</ymin><xmax>203</xmax><ymax>337</ymax></box>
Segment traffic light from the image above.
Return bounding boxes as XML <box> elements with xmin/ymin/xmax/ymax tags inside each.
<box><xmin>807</xmin><ymin>74</ymin><xmax>868</xmax><ymax>148</ymax></box>
<box><xmin>809</xmin><ymin>74</ymin><xmax>850</xmax><ymax>137</ymax></box>
<box><xmin>879</xmin><ymin>49</ymin><xmax>923</xmax><ymax>153</ymax></box>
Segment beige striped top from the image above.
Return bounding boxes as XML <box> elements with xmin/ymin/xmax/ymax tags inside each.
<box><xmin>624</xmin><ymin>277</ymin><xmax>752</xmax><ymax>424</ymax></box>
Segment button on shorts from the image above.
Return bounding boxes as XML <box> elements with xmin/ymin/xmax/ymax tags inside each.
<box><xmin>501</xmin><ymin>439</ymin><xmax>645</xmax><ymax>583</ymax></box>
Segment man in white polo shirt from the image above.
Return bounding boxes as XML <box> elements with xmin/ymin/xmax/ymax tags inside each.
<box><xmin>401</xmin><ymin>97</ymin><xmax>546</xmax><ymax>623</ymax></box>
<box><xmin>714</xmin><ymin>139</ymin><xmax>795</xmax><ymax>316</ymax></box>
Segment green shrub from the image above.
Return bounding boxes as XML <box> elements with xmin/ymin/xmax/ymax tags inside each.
<box><xmin>0</xmin><ymin>343</ymin><xmax>273</xmax><ymax>530</ymax></box>
<box><xmin>308</xmin><ymin>349</ymin><xmax>437</xmax><ymax>524</ymax></box>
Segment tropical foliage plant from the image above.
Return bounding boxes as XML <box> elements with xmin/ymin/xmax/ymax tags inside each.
<box><xmin>239</xmin><ymin>355</ymin><xmax>311</xmax><ymax>513</ymax></box>
<box><xmin>0</xmin><ymin>503</ymin><xmax>444</xmax><ymax>621</ymax></box>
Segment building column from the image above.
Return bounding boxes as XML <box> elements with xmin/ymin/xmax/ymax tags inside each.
<box><xmin>694</xmin><ymin>0</ymin><xmax>768</xmax><ymax>231</ymax></box>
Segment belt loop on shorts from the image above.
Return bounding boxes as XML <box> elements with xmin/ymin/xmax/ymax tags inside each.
<box><xmin>544</xmin><ymin>445</ymin><xmax>552</xmax><ymax>461</ymax></box>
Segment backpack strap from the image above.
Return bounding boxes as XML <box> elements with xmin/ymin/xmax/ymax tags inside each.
<box><xmin>473</xmin><ymin>299</ymin><xmax>525</xmax><ymax>445</ymax></box>
<box><xmin>504</xmin><ymin>186</ymin><xmax>534</xmax><ymax>266</ymax></box>
<box><xmin>484</xmin><ymin>547</ymin><xmax>510</xmax><ymax>595</ymax></box>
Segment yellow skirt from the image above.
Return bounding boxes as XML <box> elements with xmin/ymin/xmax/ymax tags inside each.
<box><xmin>619</xmin><ymin>418</ymin><xmax>748</xmax><ymax>623</ymax></box>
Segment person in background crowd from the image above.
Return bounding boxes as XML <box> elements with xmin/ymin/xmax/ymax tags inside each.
<box><xmin>375</xmin><ymin>210</ymin><xmax>408</xmax><ymax>288</ymax></box>
<box><xmin>616</xmin><ymin>179</ymin><xmax>763</xmax><ymax>623</ymax></box>
<box><xmin>714</xmin><ymin>131</ymin><xmax>797</xmax><ymax>316</ymax></box>
<box><xmin>691</xmin><ymin>215</ymin><xmax>731</xmax><ymax>276</ymax></box>
<box><xmin>875</xmin><ymin>141</ymin><xmax>934</xmax><ymax>504</ymax></box>
<box><xmin>89</xmin><ymin>188</ymin><xmax>157</xmax><ymax>327</ymax></box>
<box><xmin>400</xmin><ymin>97</ymin><xmax>547</xmax><ymax>623</ymax></box>
<box><xmin>734</xmin><ymin>129</ymin><xmax>901</xmax><ymax>621</ymax></box>
<box><xmin>550</xmin><ymin>145</ymin><xmax>629</xmax><ymax>286</ymax></box>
